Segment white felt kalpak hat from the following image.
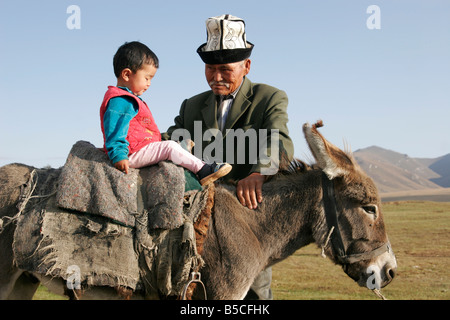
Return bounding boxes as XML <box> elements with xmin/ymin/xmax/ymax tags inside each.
<box><xmin>197</xmin><ymin>14</ymin><xmax>254</xmax><ymax>64</ymax></box>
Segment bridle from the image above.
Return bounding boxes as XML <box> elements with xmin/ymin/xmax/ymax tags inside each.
<box><xmin>321</xmin><ymin>172</ymin><xmax>391</xmax><ymax>265</ymax></box>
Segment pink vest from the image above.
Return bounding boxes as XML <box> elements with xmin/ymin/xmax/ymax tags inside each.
<box><xmin>100</xmin><ymin>86</ymin><xmax>161</xmax><ymax>155</ymax></box>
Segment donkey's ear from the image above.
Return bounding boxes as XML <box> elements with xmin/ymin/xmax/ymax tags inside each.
<box><xmin>303</xmin><ymin>121</ymin><xmax>354</xmax><ymax>179</ymax></box>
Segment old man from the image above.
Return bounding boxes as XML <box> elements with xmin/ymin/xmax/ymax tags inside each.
<box><xmin>163</xmin><ymin>14</ymin><xmax>294</xmax><ymax>300</ymax></box>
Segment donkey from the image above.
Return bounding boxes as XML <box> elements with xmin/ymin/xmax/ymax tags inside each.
<box><xmin>0</xmin><ymin>122</ymin><xmax>396</xmax><ymax>299</ymax></box>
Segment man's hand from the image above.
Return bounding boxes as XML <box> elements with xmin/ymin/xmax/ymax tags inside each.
<box><xmin>236</xmin><ymin>172</ymin><xmax>266</xmax><ymax>209</ymax></box>
<box><xmin>114</xmin><ymin>159</ymin><xmax>129</xmax><ymax>174</ymax></box>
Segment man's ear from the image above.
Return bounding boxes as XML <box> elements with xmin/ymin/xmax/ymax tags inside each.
<box><xmin>120</xmin><ymin>68</ymin><xmax>133</xmax><ymax>81</ymax></box>
<box><xmin>244</xmin><ymin>59</ymin><xmax>251</xmax><ymax>75</ymax></box>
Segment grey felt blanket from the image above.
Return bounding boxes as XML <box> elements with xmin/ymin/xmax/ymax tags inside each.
<box><xmin>12</xmin><ymin>165</ymin><xmax>210</xmax><ymax>296</ymax></box>
<box><xmin>56</xmin><ymin>141</ymin><xmax>186</xmax><ymax>229</ymax></box>
<box><xmin>13</xmin><ymin>168</ymin><xmax>140</xmax><ymax>289</ymax></box>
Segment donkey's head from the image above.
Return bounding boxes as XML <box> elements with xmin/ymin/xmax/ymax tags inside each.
<box><xmin>303</xmin><ymin>121</ymin><xmax>397</xmax><ymax>289</ymax></box>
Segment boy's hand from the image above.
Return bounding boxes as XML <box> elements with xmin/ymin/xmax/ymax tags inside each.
<box><xmin>114</xmin><ymin>159</ymin><xmax>129</xmax><ymax>174</ymax></box>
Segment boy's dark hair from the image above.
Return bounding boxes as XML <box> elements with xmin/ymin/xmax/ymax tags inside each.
<box><xmin>113</xmin><ymin>41</ymin><xmax>159</xmax><ymax>78</ymax></box>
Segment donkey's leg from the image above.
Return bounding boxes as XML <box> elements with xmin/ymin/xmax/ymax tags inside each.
<box><xmin>0</xmin><ymin>217</ymin><xmax>23</xmax><ymax>299</ymax></box>
<box><xmin>0</xmin><ymin>267</ymin><xmax>22</xmax><ymax>300</ymax></box>
<box><xmin>0</xmin><ymin>229</ymin><xmax>39</xmax><ymax>300</ymax></box>
<box><xmin>6</xmin><ymin>272</ymin><xmax>40</xmax><ymax>300</ymax></box>
<box><xmin>0</xmin><ymin>164</ymin><xmax>35</xmax><ymax>299</ymax></box>
<box><xmin>0</xmin><ymin>228</ymin><xmax>38</xmax><ymax>299</ymax></box>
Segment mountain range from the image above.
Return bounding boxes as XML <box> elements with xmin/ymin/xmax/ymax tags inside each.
<box><xmin>353</xmin><ymin>146</ymin><xmax>450</xmax><ymax>194</ymax></box>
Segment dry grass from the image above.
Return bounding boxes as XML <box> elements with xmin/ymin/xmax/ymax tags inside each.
<box><xmin>272</xmin><ymin>201</ymin><xmax>450</xmax><ymax>300</ymax></box>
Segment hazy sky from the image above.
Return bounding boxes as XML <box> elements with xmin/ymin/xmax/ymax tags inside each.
<box><xmin>1</xmin><ymin>0</ymin><xmax>449</xmax><ymax>168</ymax></box>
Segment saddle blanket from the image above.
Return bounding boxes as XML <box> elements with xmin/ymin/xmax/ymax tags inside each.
<box><xmin>13</xmin><ymin>166</ymin><xmax>212</xmax><ymax>295</ymax></box>
<box><xmin>56</xmin><ymin>141</ymin><xmax>194</xmax><ymax>229</ymax></box>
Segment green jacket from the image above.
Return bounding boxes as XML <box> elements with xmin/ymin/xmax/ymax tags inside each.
<box><xmin>162</xmin><ymin>77</ymin><xmax>294</xmax><ymax>181</ymax></box>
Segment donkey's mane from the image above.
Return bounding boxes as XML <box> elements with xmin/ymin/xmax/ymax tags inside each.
<box><xmin>266</xmin><ymin>151</ymin><xmax>314</xmax><ymax>182</ymax></box>
<box><xmin>224</xmin><ymin>152</ymin><xmax>314</xmax><ymax>186</ymax></box>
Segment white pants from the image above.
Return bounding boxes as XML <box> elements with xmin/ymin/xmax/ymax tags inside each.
<box><xmin>128</xmin><ymin>140</ymin><xmax>204</xmax><ymax>173</ymax></box>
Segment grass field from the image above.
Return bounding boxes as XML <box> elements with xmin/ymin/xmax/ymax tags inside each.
<box><xmin>33</xmin><ymin>201</ymin><xmax>450</xmax><ymax>300</ymax></box>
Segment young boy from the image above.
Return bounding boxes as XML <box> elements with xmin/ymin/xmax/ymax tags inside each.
<box><xmin>100</xmin><ymin>41</ymin><xmax>231</xmax><ymax>185</ymax></box>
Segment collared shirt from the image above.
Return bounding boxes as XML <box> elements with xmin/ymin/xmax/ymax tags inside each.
<box><xmin>216</xmin><ymin>80</ymin><xmax>243</xmax><ymax>131</ymax></box>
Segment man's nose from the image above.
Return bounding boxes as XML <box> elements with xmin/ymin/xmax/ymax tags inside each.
<box><xmin>213</xmin><ymin>71</ymin><xmax>223</xmax><ymax>82</ymax></box>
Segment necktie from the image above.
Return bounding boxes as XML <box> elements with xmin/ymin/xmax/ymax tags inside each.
<box><xmin>217</xmin><ymin>95</ymin><xmax>234</xmax><ymax>131</ymax></box>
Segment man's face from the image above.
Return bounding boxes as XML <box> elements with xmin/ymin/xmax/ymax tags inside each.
<box><xmin>205</xmin><ymin>59</ymin><xmax>251</xmax><ymax>95</ymax></box>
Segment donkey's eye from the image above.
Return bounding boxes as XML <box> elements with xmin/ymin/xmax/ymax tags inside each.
<box><xmin>362</xmin><ymin>205</ymin><xmax>377</xmax><ymax>216</ymax></box>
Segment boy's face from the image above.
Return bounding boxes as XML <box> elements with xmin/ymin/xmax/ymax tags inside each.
<box><xmin>119</xmin><ymin>63</ymin><xmax>157</xmax><ymax>96</ymax></box>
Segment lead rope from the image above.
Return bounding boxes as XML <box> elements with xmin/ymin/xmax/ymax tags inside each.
<box><xmin>321</xmin><ymin>226</ymin><xmax>335</xmax><ymax>258</ymax></box>
<box><xmin>322</xmin><ymin>227</ymin><xmax>388</xmax><ymax>300</ymax></box>
<box><xmin>0</xmin><ymin>169</ymin><xmax>57</xmax><ymax>234</ymax></box>
<box><xmin>321</xmin><ymin>228</ymin><xmax>388</xmax><ymax>300</ymax></box>
<box><xmin>1</xmin><ymin>169</ymin><xmax>37</xmax><ymax>233</ymax></box>
<box><xmin>372</xmin><ymin>288</ymin><xmax>388</xmax><ymax>300</ymax></box>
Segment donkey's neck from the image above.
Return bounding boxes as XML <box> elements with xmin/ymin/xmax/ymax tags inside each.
<box><xmin>252</xmin><ymin>169</ymin><xmax>325</xmax><ymax>266</ymax></box>
<box><xmin>200</xmin><ymin>170</ymin><xmax>326</xmax><ymax>299</ymax></box>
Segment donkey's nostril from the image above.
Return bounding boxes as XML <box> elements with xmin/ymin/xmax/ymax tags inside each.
<box><xmin>387</xmin><ymin>267</ymin><xmax>396</xmax><ymax>280</ymax></box>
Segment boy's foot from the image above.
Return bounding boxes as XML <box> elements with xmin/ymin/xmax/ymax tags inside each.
<box><xmin>198</xmin><ymin>162</ymin><xmax>232</xmax><ymax>186</ymax></box>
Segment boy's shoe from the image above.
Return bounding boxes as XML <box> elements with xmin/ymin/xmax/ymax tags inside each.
<box><xmin>198</xmin><ymin>162</ymin><xmax>232</xmax><ymax>186</ymax></box>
